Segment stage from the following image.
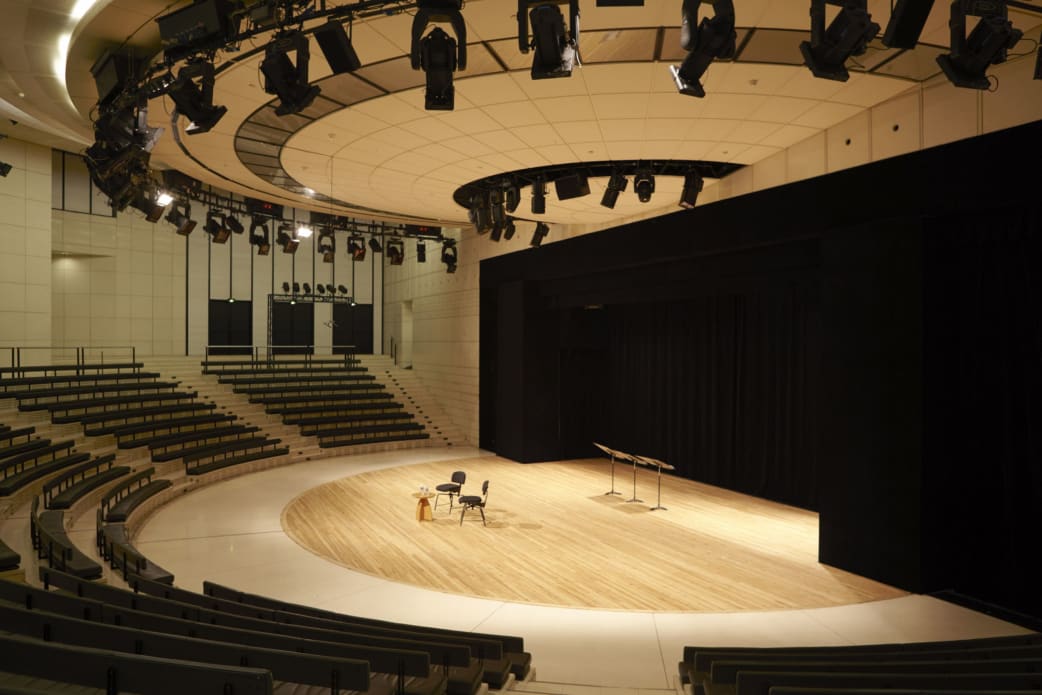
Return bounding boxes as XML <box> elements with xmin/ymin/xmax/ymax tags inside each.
<box><xmin>281</xmin><ymin>455</ymin><xmax>905</xmax><ymax>612</ymax></box>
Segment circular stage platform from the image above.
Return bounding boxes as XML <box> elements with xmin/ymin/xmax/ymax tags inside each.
<box><xmin>282</xmin><ymin>456</ymin><xmax>904</xmax><ymax>611</ymax></box>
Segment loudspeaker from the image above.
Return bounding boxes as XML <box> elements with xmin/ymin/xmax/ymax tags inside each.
<box><xmin>882</xmin><ymin>0</ymin><xmax>935</xmax><ymax>49</ymax></box>
<box><xmin>314</xmin><ymin>20</ymin><xmax>362</xmax><ymax>74</ymax></box>
<box><xmin>554</xmin><ymin>173</ymin><xmax>590</xmax><ymax>201</ymax></box>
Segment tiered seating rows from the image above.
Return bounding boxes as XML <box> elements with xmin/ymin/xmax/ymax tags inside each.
<box><xmin>679</xmin><ymin>633</ymin><xmax>1042</xmax><ymax>695</ymax></box>
<box><xmin>203</xmin><ymin>357</ymin><xmax>430</xmax><ymax>449</ymax></box>
<box><xmin>5</xmin><ymin>567</ymin><xmax>533</xmax><ymax>694</ymax></box>
<box><xmin>30</xmin><ymin>497</ymin><xmax>101</xmax><ymax>580</ymax></box>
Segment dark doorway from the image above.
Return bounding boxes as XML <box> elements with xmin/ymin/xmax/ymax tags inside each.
<box><xmin>208</xmin><ymin>300</ymin><xmax>252</xmax><ymax>356</ymax></box>
<box><xmin>271</xmin><ymin>301</ymin><xmax>314</xmax><ymax>354</ymax></box>
<box><xmin>332</xmin><ymin>303</ymin><xmax>374</xmax><ymax>354</ymax></box>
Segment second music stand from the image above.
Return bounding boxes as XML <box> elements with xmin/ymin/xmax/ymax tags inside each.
<box><xmin>633</xmin><ymin>455</ymin><xmax>674</xmax><ymax>511</ymax></box>
<box><xmin>592</xmin><ymin>442</ymin><xmax>625</xmax><ymax>496</ymax></box>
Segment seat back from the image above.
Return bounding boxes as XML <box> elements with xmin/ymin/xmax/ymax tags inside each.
<box><xmin>452</xmin><ymin>470</ymin><xmax>466</xmax><ymax>486</ymax></box>
<box><xmin>479</xmin><ymin>480</ymin><xmax>489</xmax><ymax>504</ymax></box>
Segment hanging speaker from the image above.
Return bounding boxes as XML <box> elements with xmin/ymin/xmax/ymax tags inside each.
<box><xmin>554</xmin><ymin>172</ymin><xmax>591</xmax><ymax>201</ymax></box>
<box><xmin>314</xmin><ymin>20</ymin><xmax>362</xmax><ymax>74</ymax></box>
<box><xmin>882</xmin><ymin>0</ymin><xmax>936</xmax><ymax>49</ymax></box>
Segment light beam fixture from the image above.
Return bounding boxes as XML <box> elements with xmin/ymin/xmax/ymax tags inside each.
<box><xmin>531</xmin><ymin>177</ymin><xmax>547</xmax><ymax>214</ymax></box>
<box><xmin>411</xmin><ymin>1</ymin><xmax>467</xmax><ymax>111</ymax></box>
<box><xmin>417</xmin><ymin>240</ymin><xmax>427</xmax><ymax>262</ymax></box>
<box><xmin>387</xmin><ymin>238</ymin><xmax>405</xmax><ymax>265</ymax></box>
<box><xmin>165</xmin><ymin>201</ymin><xmax>196</xmax><ymax>236</ymax></box>
<box><xmin>369</xmin><ymin>236</ymin><xmax>383</xmax><ymax>253</ymax></box>
<box><xmin>800</xmin><ymin>0</ymin><xmax>880</xmax><ymax>82</ymax></box>
<box><xmin>634</xmin><ymin>169</ymin><xmax>655</xmax><ymax>203</ymax></box>
<box><xmin>277</xmin><ymin>225</ymin><xmax>299</xmax><ymax>253</ymax></box>
<box><xmin>531</xmin><ymin>221</ymin><xmax>550</xmax><ymax>247</ymax></box>
<box><xmin>441</xmin><ymin>239</ymin><xmax>458</xmax><ymax>273</ymax></box>
<box><xmin>166</xmin><ymin>61</ymin><xmax>227</xmax><ymax>135</ymax></box>
<box><xmin>314</xmin><ymin>19</ymin><xmax>362</xmax><ymax>74</ymax></box>
<box><xmin>600</xmin><ymin>171</ymin><xmax>628</xmax><ymax>209</ymax></box>
<box><xmin>669</xmin><ymin>0</ymin><xmax>737</xmax><ymax>98</ymax></box>
<box><xmin>503</xmin><ymin>217</ymin><xmax>517</xmax><ymax>241</ymax></box>
<box><xmin>204</xmin><ymin>211</ymin><xmax>231</xmax><ymax>243</ymax></box>
<box><xmin>518</xmin><ymin>0</ymin><xmax>580</xmax><ymax>79</ymax></box>
<box><xmin>348</xmin><ymin>235</ymin><xmax>366</xmax><ymax>261</ymax></box>
<box><xmin>679</xmin><ymin>170</ymin><xmax>703</xmax><ymax>208</ymax></box>
<box><xmin>261</xmin><ymin>32</ymin><xmax>321</xmax><ymax>116</ymax></box>
<box><xmin>249</xmin><ymin>216</ymin><xmax>271</xmax><ymax>255</ymax></box>
<box><xmin>937</xmin><ymin>0</ymin><xmax>1022</xmax><ymax>90</ymax></box>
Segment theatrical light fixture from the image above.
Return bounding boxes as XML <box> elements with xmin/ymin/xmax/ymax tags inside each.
<box><xmin>277</xmin><ymin>226</ymin><xmax>300</xmax><ymax>253</ymax></box>
<box><xmin>937</xmin><ymin>0</ymin><xmax>1022</xmax><ymax>90</ymax></box>
<box><xmin>293</xmin><ymin>282</ymin><xmax>301</xmax><ymax>293</ymax></box>
<box><xmin>469</xmin><ymin>193</ymin><xmax>492</xmax><ymax>234</ymax></box>
<box><xmin>348</xmin><ymin>235</ymin><xmax>366</xmax><ymax>261</ymax></box>
<box><xmin>337</xmin><ymin>284</ymin><xmax>348</xmax><ymax>295</ymax></box>
<box><xmin>369</xmin><ymin>236</ymin><xmax>383</xmax><ymax>253</ymax></box>
<box><xmin>679</xmin><ymin>171</ymin><xmax>704</xmax><ymax>208</ymax></box>
<box><xmin>204</xmin><ymin>211</ymin><xmax>231</xmax><ymax>243</ymax></box>
<box><xmin>165</xmin><ymin>201</ymin><xmax>196</xmax><ymax>236</ymax></box>
<box><xmin>303</xmin><ymin>282</ymin><xmax>312</xmax><ymax>294</ymax></box>
<box><xmin>634</xmin><ymin>169</ymin><xmax>655</xmax><ymax>203</ymax></box>
<box><xmin>503</xmin><ymin>217</ymin><xmax>517</xmax><ymax>241</ymax></box>
<box><xmin>295</xmin><ymin>224</ymin><xmax>314</xmax><ymax>239</ymax></box>
<box><xmin>441</xmin><ymin>239</ymin><xmax>458</xmax><ymax>273</ymax></box>
<box><xmin>249</xmin><ymin>216</ymin><xmax>271</xmax><ymax>255</ymax></box>
<box><xmin>489</xmin><ymin>189</ymin><xmax>507</xmax><ymax>240</ymax></box>
<box><xmin>316</xmin><ymin>284</ymin><xmax>326</xmax><ymax>294</ymax></box>
<box><xmin>318</xmin><ymin>230</ymin><xmax>335</xmax><ymax>263</ymax></box>
<box><xmin>531</xmin><ymin>178</ymin><xmax>547</xmax><ymax>214</ymax></box>
<box><xmin>505</xmin><ymin>183</ymin><xmax>521</xmax><ymax>213</ymax></box>
<box><xmin>224</xmin><ymin>214</ymin><xmax>244</xmax><ymax>235</ymax></box>
<box><xmin>282</xmin><ymin>282</ymin><xmax>291</xmax><ymax>292</ymax></box>
<box><xmin>387</xmin><ymin>238</ymin><xmax>405</xmax><ymax>265</ymax></box>
<box><xmin>166</xmin><ymin>61</ymin><xmax>226</xmax><ymax>135</ymax></box>
<box><xmin>800</xmin><ymin>0</ymin><xmax>880</xmax><ymax>82</ymax></box>
<box><xmin>411</xmin><ymin>1</ymin><xmax>467</xmax><ymax>111</ymax></box>
<box><xmin>670</xmin><ymin>0</ymin><xmax>737</xmax><ymax>98</ymax></box>
<box><xmin>881</xmin><ymin>0</ymin><xmax>935</xmax><ymax>49</ymax></box>
<box><xmin>130</xmin><ymin>187</ymin><xmax>170</xmax><ymax>222</ymax></box>
<box><xmin>261</xmin><ymin>32</ymin><xmax>321</xmax><ymax>116</ymax></box>
<box><xmin>417</xmin><ymin>240</ymin><xmax>427</xmax><ymax>263</ymax></box>
<box><xmin>518</xmin><ymin>0</ymin><xmax>580</xmax><ymax>79</ymax></box>
<box><xmin>531</xmin><ymin>221</ymin><xmax>550</xmax><ymax>247</ymax></box>
<box><xmin>600</xmin><ymin>172</ymin><xmax>628</xmax><ymax>209</ymax></box>
<box><xmin>326</xmin><ymin>284</ymin><xmax>336</xmax><ymax>294</ymax></box>
<box><xmin>0</xmin><ymin>162</ymin><xmax>10</xmax><ymax>178</ymax></box>
<box><xmin>156</xmin><ymin>191</ymin><xmax>174</xmax><ymax>207</ymax></box>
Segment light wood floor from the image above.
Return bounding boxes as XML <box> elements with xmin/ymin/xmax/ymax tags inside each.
<box><xmin>281</xmin><ymin>456</ymin><xmax>906</xmax><ymax>612</ymax></box>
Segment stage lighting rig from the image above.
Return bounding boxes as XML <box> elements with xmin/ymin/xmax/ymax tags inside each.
<box><xmin>937</xmin><ymin>0</ymin><xmax>1022</xmax><ymax>90</ymax></box>
<box><xmin>469</xmin><ymin>193</ymin><xmax>493</xmax><ymax>234</ymax></box>
<box><xmin>318</xmin><ymin>229</ymin><xmax>336</xmax><ymax>262</ymax></box>
<box><xmin>634</xmin><ymin>169</ymin><xmax>655</xmax><ymax>203</ymax></box>
<box><xmin>600</xmin><ymin>171</ymin><xmax>628</xmax><ymax>209</ymax></box>
<box><xmin>531</xmin><ymin>177</ymin><xmax>547</xmax><ymax>214</ymax></box>
<box><xmin>369</xmin><ymin>236</ymin><xmax>383</xmax><ymax>253</ymax></box>
<box><xmin>669</xmin><ymin>0</ymin><xmax>736</xmax><ymax>98</ymax></box>
<box><xmin>166</xmin><ymin>201</ymin><xmax>197</xmax><ymax>236</ymax></box>
<box><xmin>531</xmin><ymin>221</ymin><xmax>550</xmax><ymax>247</ymax></box>
<box><xmin>387</xmin><ymin>238</ymin><xmax>405</xmax><ymax>265</ymax></box>
<box><xmin>503</xmin><ymin>217</ymin><xmax>517</xmax><ymax>241</ymax></box>
<box><xmin>277</xmin><ymin>225</ymin><xmax>300</xmax><ymax>253</ymax></box>
<box><xmin>411</xmin><ymin>1</ymin><xmax>467</xmax><ymax>111</ymax></box>
<box><xmin>261</xmin><ymin>31</ymin><xmax>321</xmax><ymax>116</ymax></box>
<box><xmin>441</xmin><ymin>239</ymin><xmax>458</xmax><ymax>273</ymax></box>
<box><xmin>166</xmin><ymin>60</ymin><xmax>227</xmax><ymax>135</ymax></box>
<box><xmin>249</xmin><ymin>216</ymin><xmax>271</xmax><ymax>255</ymax></box>
<box><xmin>129</xmin><ymin>185</ymin><xmax>172</xmax><ymax>223</ymax></box>
<box><xmin>518</xmin><ymin>0</ymin><xmax>580</xmax><ymax>79</ymax></box>
<box><xmin>800</xmin><ymin>0</ymin><xmax>880</xmax><ymax>82</ymax></box>
<box><xmin>679</xmin><ymin>170</ymin><xmax>703</xmax><ymax>208</ymax></box>
<box><xmin>348</xmin><ymin>235</ymin><xmax>367</xmax><ymax>261</ymax></box>
<box><xmin>204</xmin><ymin>210</ymin><xmax>232</xmax><ymax>243</ymax></box>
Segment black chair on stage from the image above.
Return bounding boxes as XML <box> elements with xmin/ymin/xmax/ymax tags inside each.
<box><xmin>434</xmin><ymin>470</ymin><xmax>466</xmax><ymax>511</ymax></box>
<box><xmin>459</xmin><ymin>480</ymin><xmax>489</xmax><ymax>526</ymax></box>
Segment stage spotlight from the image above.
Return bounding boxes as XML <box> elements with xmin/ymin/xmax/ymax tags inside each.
<box><xmin>337</xmin><ymin>284</ymin><xmax>348</xmax><ymax>295</ymax></box>
<box><xmin>531</xmin><ymin>178</ymin><xmax>547</xmax><ymax>214</ymax></box>
<box><xmin>679</xmin><ymin>171</ymin><xmax>704</xmax><ymax>209</ymax></box>
<box><xmin>303</xmin><ymin>282</ymin><xmax>312</xmax><ymax>294</ymax></box>
<box><xmin>469</xmin><ymin>193</ymin><xmax>492</xmax><ymax>234</ymax></box>
<box><xmin>600</xmin><ymin>172</ymin><xmax>628</xmax><ymax>209</ymax></box>
<box><xmin>503</xmin><ymin>217</ymin><xmax>517</xmax><ymax>241</ymax></box>
<box><xmin>410</xmin><ymin>0</ymin><xmax>467</xmax><ymax>111</ymax></box>
<box><xmin>531</xmin><ymin>221</ymin><xmax>550</xmax><ymax>247</ymax></box>
<box><xmin>204</xmin><ymin>211</ymin><xmax>231</xmax><ymax>243</ymax></box>
<box><xmin>800</xmin><ymin>0</ymin><xmax>880</xmax><ymax>82</ymax></box>
<box><xmin>296</xmin><ymin>224</ymin><xmax>314</xmax><ymax>239</ymax></box>
<box><xmin>130</xmin><ymin>188</ymin><xmax>170</xmax><ymax>222</ymax></box>
<box><xmin>0</xmin><ymin>162</ymin><xmax>11</xmax><ymax>178</ymax></box>
<box><xmin>277</xmin><ymin>226</ymin><xmax>300</xmax><ymax>253</ymax></box>
<box><xmin>417</xmin><ymin>240</ymin><xmax>427</xmax><ymax>262</ymax></box>
<box><xmin>489</xmin><ymin>189</ymin><xmax>506</xmax><ymax>241</ymax></box>
<box><xmin>282</xmin><ymin>282</ymin><xmax>291</xmax><ymax>293</ymax></box>
<box><xmin>167</xmin><ymin>61</ymin><xmax>227</xmax><ymax>135</ymax></box>
<box><xmin>261</xmin><ymin>32</ymin><xmax>321</xmax><ymax>116</ymax></box>
<box><xmin>505</xmin><ymin>183</ymin><xmax>521</xmax><ymax>213</ymax></box>
<box><xmin>316</xmin><ymin>284</ymin><xmax>326</xmax><ymax>294</ymax></box>
<box><xmin>669</xmin><ymin>0</ymin><xmax>737</xmax><ymax>98</ymax></box>
<box><xmin>293</xmin><ymin>282</ymin><xmax>301</xmax><ymax>294</ymax></box>
<box><xmin>165</xmin><ymin>201</ymin><xmax>196</xmax><ymax>236</ymax></box>
<box><xmin>881</xmin><ymin>0</ymin><xmax>935</xmax><ymax>49</ymax></box>
<box><xmin>224</xmin><ymin>215</ymin><xmax>244</xmax><ymax>235</ymax></box>
<box><xmin>419</xmin><ymin>27</ymin><xmax>457</xmax><ymax>110</ymax></box>
<box><xmin>348</xmin><ymin>235</ymin><xmax>367</xmax><ymax>261</ymax></box>
<box><xmin>441</xmin><ymin>239</ymin><xmax>458</xmax><ymax>273</ymax></box>
<box><xmin>249</xmin><ymin>216</ymin><xmax>271</xmax><ymax>255</ymax></box>
<box><xmin>937</xmin><ymin>1</ymin><xmax>1022</xmax><ymax>90</ymax></box>
<box><xmin>387</xmin><ymin>238</ymin><xmax>405</xmax><ymax>265</ymax></box>
<box><xmin>318</xmin><ymin>230</ymin><xmax>335</xmax><ymax>263</ymax></box>
<box><xmin>326</xmin><ymin>283</ymin><xmax>336</xmax><ymax>294</ymax></box>
<box><xmin>314</xmin><ymin>19</ymin><xmax>362</xmax><ymax>74</ymax></box>
<box><xmin>634</xmin><ymin>169</ymin><xmax>655</xmax><ymax>203</ymax></box>
<box><xmin>519</xmin><ymin>0</ymin><xmax>580</xmax><ymax>79</ymax></box>
<box><xmin>156</xmin><ymin>190</ymin><xmax>174</xmax><ymax>207</ymax></box>
<box><xmin>369</xmin><ymin>236</ymin><xmax>383</xmax><ymax>253</ymax></box>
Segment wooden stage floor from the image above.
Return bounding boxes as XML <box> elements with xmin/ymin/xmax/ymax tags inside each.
<box><xmin>281</xmin><ymin>456</ymin><xmax>905</xmax><ymax>612</ymax></box>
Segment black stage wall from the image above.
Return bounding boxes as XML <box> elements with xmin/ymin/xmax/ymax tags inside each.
<box><xmin>479</xmin><ymin>119</ymin><xmax>1042</xmax><ymax>618</ymax></box>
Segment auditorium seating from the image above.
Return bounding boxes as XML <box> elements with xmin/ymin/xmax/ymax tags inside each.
<box><xmin>25</xmin><ymin>569</ymin><xmax>450</xmax><ymax>695</ymax></box>
<box><xmin>678</xmin><ymin>632</ymin><xmax>1042</xmax><ymax>695</ymax></box>
<box><xmin>30</xmin><ymin>496</ymin><xmax>102</xmax><ymax>579</ymax></box>
<box><xmin>41</xmin><ymin>453</ymin><xmax>129</xmax><ymax>510</ymax></box>
<box><xmin>97</xmin><ymin>511</ymin><xmax>174</xmax><ymax>585</ymax></box>
<box><xmin>0</xmin><ymin>439</ymin><xmax>90</xmax><ymax>497</ymax></box>
<box><xmin>201</xmin><ymin>357</ymin><xmax>430</xmax><ymax>449</ymax></box>
<box><xmin>99</xmin><ymin>467</ymin><xmax>172</xmax><ymax>523</ymax></box>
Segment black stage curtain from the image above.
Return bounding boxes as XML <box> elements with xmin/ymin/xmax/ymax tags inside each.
<box><xmin>606</xmin><ymin>283</ymin><xmax>819</xmax><ymax>510</ymax></box>
<box><xmin>923</xmin><ymin>203</ymin><xmax>1042</xmax><ymax>615</ymax></box>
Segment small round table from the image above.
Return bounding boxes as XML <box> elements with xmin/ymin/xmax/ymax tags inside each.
<box><xmin>412</xmin><ymin>491</ymin><xmax>435</xmax><ymax>521</ymax></box>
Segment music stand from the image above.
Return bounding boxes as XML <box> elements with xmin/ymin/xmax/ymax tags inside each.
<box><xmin>592</xmin><ymin>442</ymin><xmax>624</xmax><ymax>496</ymax></box>
<box><xmin>633</xmin><ymin>455</ymin><xmax>674</xmax><ymax>511</ymax></box>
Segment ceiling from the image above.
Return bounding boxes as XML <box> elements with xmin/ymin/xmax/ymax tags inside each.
<box><xmin>4</xmin><ymin>0</ymin><xmax>1042</xmax><ymax>229</ymax></box>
